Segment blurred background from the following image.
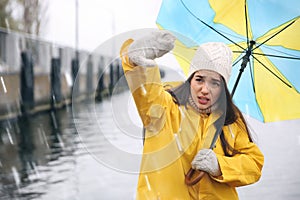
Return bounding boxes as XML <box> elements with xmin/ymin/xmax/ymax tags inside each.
<box><xmin>0</xmin><ymin>0</ymin><xmax>299</xmax><ymax>200</ymax></box>
<box><xmin>1</xmin><ymin>0</ymin><xmax>161</xmax><ymax>51</ymax></box>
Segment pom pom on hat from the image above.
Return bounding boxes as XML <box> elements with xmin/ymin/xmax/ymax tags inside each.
<box><xmin>188</xmin><ymin>42</ymin><xmax>233</xmax><ymax>83</ymax></box>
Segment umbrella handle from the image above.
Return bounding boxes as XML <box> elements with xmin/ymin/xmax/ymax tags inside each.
<box><xmin>185</xmin><ymin>168</ymin><xmax>206</xmax><ymax>186</ymax></box>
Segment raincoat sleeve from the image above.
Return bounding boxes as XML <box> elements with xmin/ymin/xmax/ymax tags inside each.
<box><xmin>120</xmin><ymin>39</ymin><xmax>177</xmax><ymax>129</ymax></box>
<box><xmin>213</xmin><ymin>119</ymin><xmax>264</xmax><ymax>187</ymax></box>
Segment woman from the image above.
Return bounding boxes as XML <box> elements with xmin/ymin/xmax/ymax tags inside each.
<box><xmin>120</xmin><ymin>30</ymin><xmax>264</xmax><ymax>200</ymax></box>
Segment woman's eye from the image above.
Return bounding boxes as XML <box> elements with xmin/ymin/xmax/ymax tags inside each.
<box><xmin>195</xmin><ymin>78</ymin><xmax>204</xmax><ymax>82</ymax></box>
<box><xmin>212</xmin><ymin>81</ymin><xmax>220</xmax><ymax>87</ymax></box>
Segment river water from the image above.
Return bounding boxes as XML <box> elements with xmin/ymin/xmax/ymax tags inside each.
<box><xmin>1</xmin><ymin>68</ymin><xmax>300</xmax><ymax>200</ymax></box>
<box><xmin>0</xmin><ymin>95</ymin><xmax>142</xmax><ymax>200</ymax></box>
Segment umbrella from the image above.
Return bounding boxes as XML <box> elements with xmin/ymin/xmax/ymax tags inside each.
<box><xmin>156</xmin><ymin>0</ymin><xmax>300</xmax><ymax>122</ymax></box>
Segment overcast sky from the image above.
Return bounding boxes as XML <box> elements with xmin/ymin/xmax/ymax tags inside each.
<box><xmin>44</xmin><ymin>0</ymin><xmax>162</xmax><ymax>51</ymax></box>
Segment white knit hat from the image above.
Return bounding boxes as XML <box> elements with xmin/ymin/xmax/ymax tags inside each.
<box><xmin>188</xmin><ymin>42</ymin><xmax>233</xmax><ymax>83</ymax></box>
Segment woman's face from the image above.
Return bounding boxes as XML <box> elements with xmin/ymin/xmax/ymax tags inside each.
<box><xmin>190</xmin><ymin>70</ymin><xmax>222</xmax><ymax>111</ymax></box>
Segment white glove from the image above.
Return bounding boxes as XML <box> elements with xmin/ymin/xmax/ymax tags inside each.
<box><xmin>128</xmin><ymin>30</ymin><xmax>176</xmax><ymax>67</ymax></box>
<box><xmin>191</xmin><ymin>149</ymin><xmax>221</xmax><ymax>177</ymax></box>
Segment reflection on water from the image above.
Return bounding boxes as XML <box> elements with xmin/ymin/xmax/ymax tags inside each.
<box><xmin>0</xmin><ymin>106</ymin><xmax>79</xmax><ymax>199</ymax></box>
<box><xmin>0</xmin><ymin>93</ymin><xmax>141</xmax><ymax>200</ymax></box>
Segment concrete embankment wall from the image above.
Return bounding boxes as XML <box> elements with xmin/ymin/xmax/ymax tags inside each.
<box><xmin>0</xmin><ymin>68</ymin><xmax>123</xmax><ymax>121</ymax></box>
<box><xmin>0</xmin><ymin>28</ymin><xmax>125</xmax><ymax>121</ymax></box>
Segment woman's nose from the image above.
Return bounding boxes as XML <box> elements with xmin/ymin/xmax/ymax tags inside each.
<box><xmin>200</xmin><ymin>82</ymin><xmax>209</xmax><ymax>94</ymax></box>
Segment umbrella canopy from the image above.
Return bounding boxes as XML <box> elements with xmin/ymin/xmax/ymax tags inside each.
<box><xmin>156</xmin><ymin>0</ymin><xmax>300</xmax><ymax>122</ymax></box>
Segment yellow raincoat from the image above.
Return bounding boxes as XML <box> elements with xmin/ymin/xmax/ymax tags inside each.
<box><xmin>121</xmin><ymin>39</ymin><xmax>264</xmax><ymax>200</ymax></box>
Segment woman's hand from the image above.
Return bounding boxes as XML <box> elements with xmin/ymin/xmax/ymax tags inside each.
<box><xmin>128</xmin><ymin>30</ymin><xmax>176</xmax><ymax>67</ymax></box>
<box><xmin>191</xmin><ymin>149</ymin><xmax>222</xmax><ymax>177</ymax></box>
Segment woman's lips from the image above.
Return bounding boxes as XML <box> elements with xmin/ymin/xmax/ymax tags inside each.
<box><xmin>198</xmin><ymin>96</ymin><xmax>210</xmax><ymax>105</ymax></box>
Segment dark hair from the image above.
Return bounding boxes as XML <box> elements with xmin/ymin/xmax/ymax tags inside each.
<box><xmin>166</xmin><ymin>73</ymin><xmax>253</xmax><ymax>156</ymax></box>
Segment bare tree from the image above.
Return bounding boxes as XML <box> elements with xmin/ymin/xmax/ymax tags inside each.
<box><xmin>0</xmin><ymin>0</ymin><xmax>20</xmax><ymax>30</ymax></box>
<box><xmin>0</xmin><ymin>0</ymin><xmax>48</xmax><ymax>36</ymax></box>
<box><xmin>17</xmin><ymin>0</ymin><xmax>48</xmax><ymax>35</ymax></box>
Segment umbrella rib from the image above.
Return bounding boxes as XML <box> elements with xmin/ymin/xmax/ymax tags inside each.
<box><xmin>251</xmin><ymin>55</ymin><xmax>292</xmax><ymax>88</ymax></box>
<box><xmin>179</xmin><ymin>0</ymin><xmax>245</xmax><ymax>51</ymax></box>
<box><xmin>200</xmin><ymin>20</ymin><xmax>244</xmax><ymax>49</ymax></box>
<box><xmin>234</xmin><ymin>51</ymin><xmax>300</xmax><ymax>60</ymax></box>
<box><xmin>232</xmin><ymin>53</ymin><xmax>245</xmax><ymax>67</ymax></box>
<box><xmin>258</xmin><ymin>44</ymin><xmax>300</xmax><ymax>59</ymax></box>
<box><xmin>253</xmin><ymin>19</ymin><xmax>296</xmax><ymax>50</ymax></box>
<box><xmin>252</xmin><ymin>52</ymin><xmax>300</xmax><ymax>60</ymax></box>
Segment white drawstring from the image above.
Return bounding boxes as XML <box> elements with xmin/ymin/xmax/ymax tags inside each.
<box><xmin>174</xmin><ymin>133</ymin><xmax>183</xmax><ymax>152</ymax></box>
<box><xmin>228</xmin><ymin>125</ymin><xmax>234</xmax><ymax>138</ymax></box>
